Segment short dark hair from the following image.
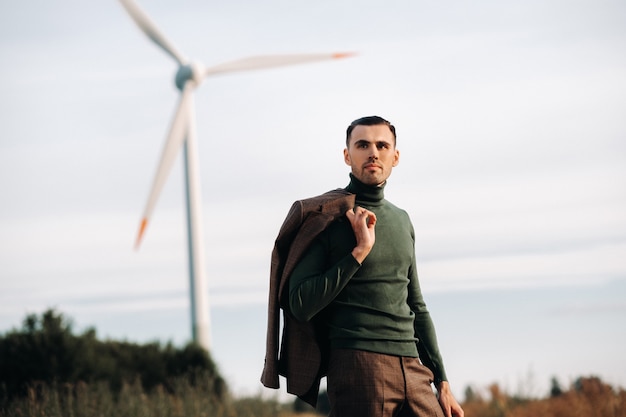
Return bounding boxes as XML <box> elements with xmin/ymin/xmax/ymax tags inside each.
<box><xmin>346</xmin><ymin>115</ymin><xmax>397</xmax><ymax>147</ymax></box>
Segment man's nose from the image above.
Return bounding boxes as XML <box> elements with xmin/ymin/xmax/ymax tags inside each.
<box><xmin>369</xmin><ymin>148</ymin><xmax>379</xmax><ymax>160</ymax></box>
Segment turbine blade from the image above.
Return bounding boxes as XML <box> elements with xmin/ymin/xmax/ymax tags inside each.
<box><xmin>135</xmin><ymin>83</ymin><xmax>194</xmax><ymax>249</ymax></box>
<box><xmin>118</xmin><ymin>0</ymin><xmax>187</xmax><ymax>65</ymax></box>
<box><xmin>204</xmin><ymin>52</ymin><xmax>355</xmax><ymax>77</ymax></box>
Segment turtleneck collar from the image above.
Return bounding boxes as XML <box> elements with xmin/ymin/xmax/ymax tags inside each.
<box><xmin>344</xmin><ymin>173</ymin><xmax>386</xmax><ymax>205</ymax></box>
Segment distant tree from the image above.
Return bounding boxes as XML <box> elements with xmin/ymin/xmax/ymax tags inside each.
<box><xmin>549</xmin><ymin>376</ymin><xmax>563</xmax><ymax>397</ymax></box>
<box><xmin>464</xmin><ymin>385</ymin><xmax>480</xmax><ymax>403</ymax></box>
<box><xmin>0</xmin><ymin>309</ymin><xmax>85</xmax><ymax>395</ymax></box>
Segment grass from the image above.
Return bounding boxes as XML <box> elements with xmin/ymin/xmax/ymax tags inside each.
<box><xmin>0</xmin><ymin>377</ymin><xmax>285</xmax><ymax>417</ymax></box>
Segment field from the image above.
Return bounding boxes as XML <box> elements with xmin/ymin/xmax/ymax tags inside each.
<box><xmin>2</xmin><ymin>375</ymin><xmax>625</xmax><ymax>417</ymax></box>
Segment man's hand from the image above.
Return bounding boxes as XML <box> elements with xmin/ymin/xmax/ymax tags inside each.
<box><xmin>345</xmin><ymin>207</ymin><xmax>376</xmax><ymax>264</ymax></box>
<box><xmin>437</xmin><ymin>381</ymin><xmax>464</xmax><ymax>417</ymax></box>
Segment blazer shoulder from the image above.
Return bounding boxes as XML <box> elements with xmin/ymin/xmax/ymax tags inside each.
<box><xmin>298</xmin><ymin>189</ymin><xmax>355</xmax><ymax>214</ymax></box>
<box><xmin>276</xmin><ymin>189</ymin><xmax>354</xmax><ymax>244</ymax></box>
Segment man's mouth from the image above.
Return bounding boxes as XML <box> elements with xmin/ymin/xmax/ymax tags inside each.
<box><xmin>364</xmin><ymin>163</ymin><xmax>381</xmax><ymax>170</ymax></box>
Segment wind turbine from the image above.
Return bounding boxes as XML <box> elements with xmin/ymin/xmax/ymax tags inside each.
<box><xmin>119</xmin><ymin>0</ymin><xmax>353</xmax><ymax>351</ymax></box>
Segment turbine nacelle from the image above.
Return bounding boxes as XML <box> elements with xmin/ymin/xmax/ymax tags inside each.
<box><xmin>175</xmin><ymin>62</ymin><xmax>206</xmax><ymax>91</ymax></box>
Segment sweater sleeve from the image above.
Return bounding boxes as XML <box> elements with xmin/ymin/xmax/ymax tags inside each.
<box><xmin>407</xmin><ymin>252</ymin><xmax>449</xmax><ymax>384</ymax></box>
<box><xmin>288</xmin><ymin>233</ymin><xmax>361</xmax><ymax>322</ymax></box>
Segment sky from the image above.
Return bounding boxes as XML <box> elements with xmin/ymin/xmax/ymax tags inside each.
<box><xmin>1</xmin><ymin>0</ymin><xmax>625</xmax><ymax>402</ymax></box>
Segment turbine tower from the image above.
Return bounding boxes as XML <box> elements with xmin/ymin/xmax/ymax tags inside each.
<box><xmin>119</xmin><ymin>0</ymin><xmax>352</xmax><ymax>351</ymax></box>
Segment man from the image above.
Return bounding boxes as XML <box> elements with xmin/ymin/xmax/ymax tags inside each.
<box><xmin>261</xmin><ymin>116</ymin><xmax>463</xmax><ymax>417</ymax></box>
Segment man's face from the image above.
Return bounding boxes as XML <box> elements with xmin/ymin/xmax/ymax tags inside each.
<box><xmin>344</xmin><ymin>124</ymin><xmax>400</xmax><ymax>186</ymax></box>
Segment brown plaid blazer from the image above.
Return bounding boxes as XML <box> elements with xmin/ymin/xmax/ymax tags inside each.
<box><xmin>260</xmin><ymin>189</ymin><xmax>355</xmax><ymax>406</ymax></box>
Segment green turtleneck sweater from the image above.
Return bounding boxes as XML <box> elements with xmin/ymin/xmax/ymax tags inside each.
<box><xmin>288</xmin><ymin>174</ymin><xmax>448</xmax><ymax>384</ymax></box>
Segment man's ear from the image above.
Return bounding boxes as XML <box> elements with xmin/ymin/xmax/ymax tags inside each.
<box><xmin>343</xmin><ymin>148</ymin><xmax>351</xmax><ymax>165</ymax></box>
<box><xmin>393</xmin><ymin>149</ymin><xmax>400</xmax><ymax>167</ymax></box>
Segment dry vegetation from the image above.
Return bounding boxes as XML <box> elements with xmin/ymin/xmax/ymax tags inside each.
<box><xmin>2</xmin><ymin>375</ymin><xmax>625</xmax><ymax>417</ymax></box>
<box><xmin>462</xmin><ymin>376</ymin><xmax>626</xmax><ymax>417</ymax></box>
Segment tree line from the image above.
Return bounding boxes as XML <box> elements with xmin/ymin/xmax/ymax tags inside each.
<box><xmin>0</xmin><ymin>309</ymin><xmax>226</xmax><ymax>408</ymax></box>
